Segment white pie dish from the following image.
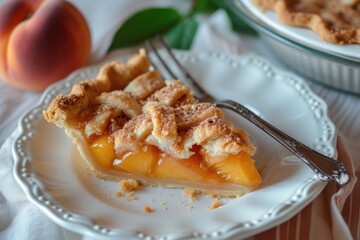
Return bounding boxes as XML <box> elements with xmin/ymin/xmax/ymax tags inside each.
<box><xmin>226</xmin><ymin>0</ymin><xmax>360</xmax><ymax>95</ymax></box>
<box><xmin>13</xmin><ymin>50</ymin><xmax>336</xmax><ymax>239</ymax></box>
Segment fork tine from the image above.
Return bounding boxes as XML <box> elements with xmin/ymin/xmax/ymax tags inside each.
<box><xmin>156</xmin><ymin>36</ymin><xmax>196</xmax><ymax>84</ymax></box>
<box><xmin>146</xmin><ymin>36</ymin><xmax>212</xmax><ymax>101</ymax></box>
<box><xmin>155</xmin><ymin>36</ymin><xmax>211</xmax><ymax>100</ymax></box>
<box><xmin>145</xmin><ymin>39</ymin><xmax>178</xmax><ymax>80</ymax></box>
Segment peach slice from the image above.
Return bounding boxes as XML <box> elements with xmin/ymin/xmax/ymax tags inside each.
<box><xmin>207</xmin><ymin>152</ymin><xmax>262</xmax><ymax>189</ymax></box>
<box><xmin>113</xmin><ymin>146</ymin><xmax>158</xmax><ymax>175</ymax></box>
<box><xmin>89</xmin><ymin>139</ymin><xmax>261</xmax><ymax>189</ymax></box>
<box><xmin>89</xmin><ymin>135</ymin><xmax>116</xmax><ymax>169</ymax></box>
<box><xmin>154</xmin><ymin>153</ymin><xmax>208</xmax><ymax>182</ymax></box>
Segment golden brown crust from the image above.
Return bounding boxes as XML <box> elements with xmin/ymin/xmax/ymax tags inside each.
<box><xmin>113</xmin><ymin>102</ymin><xmax>255</xmax><ymax>159</ymax></box>
<box><xmin>84</xmin><ymin>105</ymin><xmax>122</xmax><ymax>137</ymax></box>
<box><xmin>96</xmin><ymin>91</ymin><xmax>142</xmax><ymax>118</ymax></box>
<box><xmin>146</xmin><ymin>80</ymin><xmax>195</xmax><ymax>106</ymax></box>
<box><xmin>43</xmin><ymin>49</ymin><xmax>150</xmax><ymax>127</ymax></box>
<box><xmin>124</xmin><ymin>70</ymin><xmax>165</xmax><ymax>100</ymax></box>
<box><xmin>254</xmin><ymin>0</ymin><xmax>360</xmax><ymax>44</ymax></box>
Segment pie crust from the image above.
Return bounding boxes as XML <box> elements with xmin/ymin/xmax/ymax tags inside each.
<box><xmin>254</xmin><ymin>0</ymin><xmax>360</xmax><ymax>44</ymax></box>
<box><xmin>43</xmin><ymin>50</ymin><xmax>261</xmax><ymax>196</ymax></box>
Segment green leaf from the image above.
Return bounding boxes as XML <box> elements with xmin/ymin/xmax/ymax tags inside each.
<box><xmin>193</xmin><ymin>0</ymin><xmax>219</xmax><ymax>13</ymax></box>
<box><xmin>166</xmin><ymin>17</ymin><xmax>198</xmax><ymax>50</ymax></box>
<box><xmin>225</xmin><ymin>9</ymin><xmax>257</xmax><ymax>34</ymax></box>
<box><xmin>108</xmin><ymin>8</ymin><xmax>182</xmax><ymax>51</ymax></box>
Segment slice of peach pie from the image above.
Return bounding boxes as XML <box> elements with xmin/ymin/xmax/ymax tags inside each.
<box><xmin>43</xmin><ymin>50</ymin><xmax>262</xmax><ymax>196</ymax></box>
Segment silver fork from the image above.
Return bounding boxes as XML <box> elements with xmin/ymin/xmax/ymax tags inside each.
<box><xmin>145</xmin><ymin>36</ymin><xmax>350</xmax><ymax>186</ymax></box>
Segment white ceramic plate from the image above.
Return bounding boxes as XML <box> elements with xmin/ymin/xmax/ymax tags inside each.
<box><xmin>13</xmin><ymin>50</ymin><xmax>336</xmax><ymax>240</ymax></box>
<box><xmin>240</xmin><ymin>0</ymin><xmax>360</xmax><ymax>62</ymax></box>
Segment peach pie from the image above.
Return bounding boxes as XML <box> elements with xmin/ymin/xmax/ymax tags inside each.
<box><xmin>43</xmin><ymin>50</ymin><xmax>262</xmax><ymax>196</ymax></box>
<box><xmin>254</xmin><ymin>0</ymin><xmax>360</xmax><ymax>44</ymax></box>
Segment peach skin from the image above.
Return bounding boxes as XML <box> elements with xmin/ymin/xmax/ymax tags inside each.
<box><xmin>0</xmin><ymin>0</ymin><xmax>91</xmax><ymax>91</ymax></box>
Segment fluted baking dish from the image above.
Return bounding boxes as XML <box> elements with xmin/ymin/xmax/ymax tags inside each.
<box><xmin>225</xmin><ymin>0</ymin><xmax>360</xmax><ymax>95</ymax></box>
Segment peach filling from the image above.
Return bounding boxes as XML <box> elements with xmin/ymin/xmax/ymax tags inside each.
<box><xmin>89</xmin><ymin>136</ymin><xmax>261</xmax><ymax>189</ymax></box>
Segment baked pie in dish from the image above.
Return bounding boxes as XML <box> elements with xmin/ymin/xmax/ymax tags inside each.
<box><xmin>43</xmin><ymin>50</ymin><xmax>262</xmax><ymax>196</ymax></box>
<box><xmin>254</xmin><ymin>0</ymin><xmax>360</xmax><ymax>44</ymax></box>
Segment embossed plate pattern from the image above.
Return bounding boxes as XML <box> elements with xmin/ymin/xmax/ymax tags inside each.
<box><xmin>13</xmin><ymin>50</ymin><xmax>336</xmax><ymax>240</ymax></box>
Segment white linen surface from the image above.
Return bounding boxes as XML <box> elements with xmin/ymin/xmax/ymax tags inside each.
<box><xmin>0</xmin><ymin>1</ymin><xmax>359</xmax><ymax>240</ymax></box>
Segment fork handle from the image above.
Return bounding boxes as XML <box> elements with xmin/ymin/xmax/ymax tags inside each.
<box><xmin>217</xmin><ymin>100</ymin><xmax>350</xmax><ymax>186</ymax></box>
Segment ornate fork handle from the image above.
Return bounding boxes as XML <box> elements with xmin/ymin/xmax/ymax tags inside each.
<box><xmin>217</xmin><ymin>100</ymin><xmax>350</xmax><ymax>186</ymax></box>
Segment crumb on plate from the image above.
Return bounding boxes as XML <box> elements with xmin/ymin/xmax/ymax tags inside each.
<box><xmin>144</xmin><ymin>205</ymin><xmax>153</xmax><ymax>213</ymax></box>
<box><xmin>118</xmin><ymin>179</ymin><xmax>141</xmax><ymax>192</ymax></box>
<box><xmin>115</xmin><ymin>191</ymin><xmax>124</xmax><ymax>197</ymax></box>
<box><xmin>183</xmin><ymin>188</ymin><xmax>200</xmax><ymax>202</ymax></box>
<box><xmin>208</xmin><ymin>199</ymin><xmax>222</xmax><ymax>210</ymax></box>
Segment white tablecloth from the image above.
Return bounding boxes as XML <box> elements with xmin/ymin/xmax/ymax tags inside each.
<box><xmin>0</xmin><ymin>1</ymin><xmax>359</xmax><ymax>239</ymax></box>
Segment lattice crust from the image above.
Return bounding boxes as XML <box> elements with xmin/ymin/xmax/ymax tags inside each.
<box><xmin>43</xmin><ymin>49</ymin><xmax>151</xmax><ymax>127</ymax></box>
<box><xmin>254</xmin><ymin>0</ymin><xmax>360</xmax><ymax>44</ymax></box>
<box><xmin>43</xmin><ymin>50</ymin><xmax>255</xmax><ymax>160</ymax></box>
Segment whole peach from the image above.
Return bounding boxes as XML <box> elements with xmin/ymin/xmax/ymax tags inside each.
<box><xmin>0</xmin><ymin>0</ymin><xmax>91</xmax><ymax>91</ymax></box>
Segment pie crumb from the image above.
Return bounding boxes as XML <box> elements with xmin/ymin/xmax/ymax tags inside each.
<box><xmin>208</xmin><ymin>199</ymin><xmax>222</xmax><ymax>210</ymax></box>
<box><xmin>144</xmin><ymin>205</ymin><xmax>153</xmax><ymax>213</ymax></box>
<box><xmin>183</xmin><ymin>188</ymin><xmax>200</xmax><ymax>202</ymax></box>
<box><xmin>119</xmin><ymin>179</ymin><xmax>141</xmax><ymax>192</ymax></box>
<box><xmin>208</xmin><ymin>193</ymin><xmax>238</xmax><ymax>199</ymax></box>
<box><xmin>115</xmin><ymin>191</ymin><xmax>123</xmax><ymax>197</ymax></box>
<box><xmin>208</xmin><ymin>193</ymin><xmax>220</xmax><ymax>199</ymax></box>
